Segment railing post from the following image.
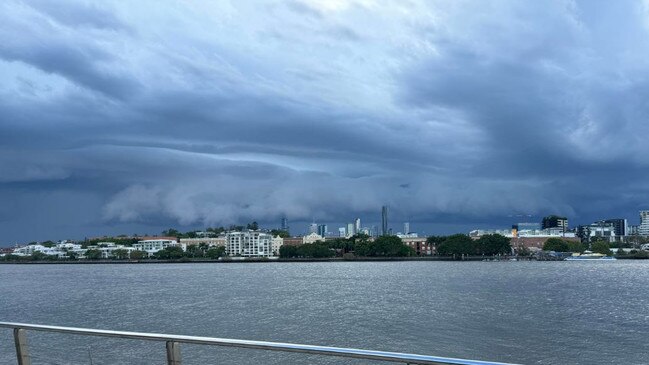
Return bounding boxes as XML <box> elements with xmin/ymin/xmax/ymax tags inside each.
<box><xmin>13</xmin><ymin>328</ymin><xmax>31</xmax><ymax>365</ymax></box>
<box><xmin>166</xmin><ymin>341</ymin><xmax>182</xmax><ymax>365</ymax></box>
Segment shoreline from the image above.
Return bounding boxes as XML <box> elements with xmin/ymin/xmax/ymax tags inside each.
<box><xmin>1</xmin><ymin>256</ymin><xmax>645</xmax><ymax>265</ymax></box>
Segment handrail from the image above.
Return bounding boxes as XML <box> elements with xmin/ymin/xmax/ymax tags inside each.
<box><xmin>0</xmin><ymin>322</ymin><xmax>520</xmax><ymax>365</ymax></box>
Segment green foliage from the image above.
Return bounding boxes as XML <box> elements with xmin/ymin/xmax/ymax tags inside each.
<box><xmin>130</xmin><ymin>250</ymin><xmax>149</xmax><ymax>260</ymax></box>
<box><xmin>270</xmin><ymin>229</ymin><xmax>290</xmax><ymax>238</ymax></box>
<box><xmin>476</xmin><ymin>234</ymin><xmax>511</xmax><ymax>255</ymax></box>
<box><xmin>246</xmin><ymin>221</ymin><xmax>259</xmax><ymax>230</ymax></box>
<box><xmin>426</xmin><ymin>236</ymin><xmax>447</xmax><ymax>246</ymax></box>
<box><xmin>436</xmin><ymin>234</ymin><xmax>476</xmax><ymax>256</ymax></box>
<box><xmin>41</xmin><ymin>241</ymin><xmax>56</xmax><ymax>248</ymax></box>
<box><xmin>591</xmin><ymin>241</ymin><xmax>612</xmax><ymax>256</ymax></box>
<box><xmin>279</xmin><ymin>243</ymin><xmax>334</xmax><ymax>258</ymax></box>
<box><xmin>111</xmin><ymin>249</ymin><xmax>130</xmax><ymax>260</ymax></box>
<box><xmin>154</xmin><ymin>246</ymin><xmax>185</xmax><ymax>260</ymax></box>
<box><xmin>30</xmin><ymin>251</ymin><xmax>50</xmax><ymax>261</ymax></box>
<box><xmin>206</xmin><ymin>246</ymin><xmax>226</xmax><ymax>259</ymax></box>
<box><xmin>85</xmin><ymin>249</ymin><xmax>102</xmax><ymax>260</ymax></box>
<box><xmin>162</xmin><ymin>228</ymin><xmax>181</xmax><ymax>237</ymax></box>
<box><xmin>279</xmin><ymin>245</ymin><xmax>298</xmax><ymax>258</ymax></box>
<box><xmin>364</xmin><ymin>235</ymin><xmax>415</xmax><ymax>257</ymax></box>
<box><xmin>566</xmin><ymin>240</ymin><xmax>585</xmax><ymax>253</ymax></box>
<box><xmin>543</xmin><ymin>238</ymin><xmax>570</xmax><ymax>252</ymax></box>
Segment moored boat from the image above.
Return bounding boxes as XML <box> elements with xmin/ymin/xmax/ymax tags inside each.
<box><xmin>565</xmin><ymin>251</ymin><xmax>616</xmax><ymax>261</ymax></box>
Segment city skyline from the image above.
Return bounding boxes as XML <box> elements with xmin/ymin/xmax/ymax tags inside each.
<box><xmin>3</xmin><ymin>1</ymin><xmax>649</xmax><ymax>244</ymax></box>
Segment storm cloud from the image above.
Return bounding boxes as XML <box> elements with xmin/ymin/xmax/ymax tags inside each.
<box><xmin>2</xmin><ymin>0</ymin><xmax>649</xmax><ymax>243</ymax></box>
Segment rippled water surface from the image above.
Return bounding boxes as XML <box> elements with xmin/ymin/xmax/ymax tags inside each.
<box><xmin>1</xmin><ymin>261</ymin><xmax>648</xmax><ymax>364</ymax></box>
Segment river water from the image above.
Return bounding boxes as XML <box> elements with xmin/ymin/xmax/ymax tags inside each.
<box><xmin>0</xmin><ymin>261</ymin><xmax>647</xmax><ymax>364</ymax></box>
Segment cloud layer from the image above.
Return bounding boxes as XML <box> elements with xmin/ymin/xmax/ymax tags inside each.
<box><xmin>2</xmin><ymin>0</ymin><xmax>649</xmax><ymax>242</ymax></box>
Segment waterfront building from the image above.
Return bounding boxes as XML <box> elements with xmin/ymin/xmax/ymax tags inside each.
<box><xmin>381</xmin><ymin>206</ymin><xmax>389</xmax><ymax>236</ymax></box>
<box><xmin>179</xmin><ymin>237</ymin><xmax>226</xmax><ymax>247</ymax></box>
<box><xmin>271</xmin><ymin>236</ymin><xmax>283</xmax><ymax>256</ymax></box>
<box><xmin>226</xmin><ymin>231</ymin><xmax>273</xmax><ymax>257</ymax></box>
<box><xmin>401</xmin><ymin>237</ymin><xmax>432</xmax><ymax>256</ymax></box>
<box><xmin>11</xmin><ymin>244</ymin><xmax>61</xmax><ymax>257</ymax></box>
<box><xmin>638</xmin><ymin>210</ymin><xmax>649</xmax><ymax>236</ymax></box>
<box><xmin>576</xmin><ymin>223</ymin><xmax>617</xmax><ymax>243</ymax></box>
<box><xmin>599</xmin><ymin>219</ymin><xmax>628</xmax><ymax>237</ymax></box>
<box><xmin>133</xmin><ymin>237</ymin><xmax>181</xmax><ymax>256</ymax></box>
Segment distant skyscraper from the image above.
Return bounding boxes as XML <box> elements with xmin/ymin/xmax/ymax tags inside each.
<box><xmin>280</xmin><ymin>217</ymin><xmax>288</xmax><ymax>231</ymax></box>
<box><xmin>638</xmin><ymin>211</ymin><xmax>649</xmax><ymax>236</ymax></box>
<box><xmin>338</xmin><ymin>227</ymin><xmax>346</xmax><ymax>237</ymax></box>
<box><xmin>542</xmin><ymin>215</ymin><xmax>568</xmax><ymax>232</ymax></box>
<box><xmin>347</xmin><ymin>223</ymin><xmax>355</xmax><ymax>237</ymax></box>
<box><xmin>404</xmin><ymin>222</ymin><xmax>410</xmax><ymax>234</ymax></box>
<box><xmin>354</xmin><ymin>218</ymin><xmax>361</xmax><ymax>233</ymax></box>
<box><xmin>317</xmin><ymin>224</ymin><xmax>328</xmax><ymax>237</ymax></box>
<box><xmin>600</xmin><ymin>219</ymin><xmax>627</xmax><ymax>237</ymax></box>
<box><xmin>309</xmin><ymin>223</ymin><xmax>318</xmax><ymax>234</ymax></box>
<box><xmin>381</xmin><ymin>206</ymin><xmax>388</xmax><ymax>236</ymax></box>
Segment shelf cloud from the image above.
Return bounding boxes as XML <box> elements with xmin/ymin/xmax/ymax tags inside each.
<box><xmin>1</xmin><ymin>0</ymin><xmax>648</xmax><ymax>242</ymax></box>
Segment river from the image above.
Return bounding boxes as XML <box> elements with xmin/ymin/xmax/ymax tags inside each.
<box><xmin>0</xmin><ymin>261</ymin><xmax>647</xmax><ymax>364</ymax></box>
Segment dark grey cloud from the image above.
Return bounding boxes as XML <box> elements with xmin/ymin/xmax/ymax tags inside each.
<box><xmin>1</xmin><ymin>0</ymin><xmax>649</xmax><ymax>243</ymax></box>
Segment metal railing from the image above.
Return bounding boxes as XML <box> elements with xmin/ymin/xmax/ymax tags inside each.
<box><xmin>0</xmin><ymin>322</ymin><xmax>520</xmax><ymax>365</ymax></box>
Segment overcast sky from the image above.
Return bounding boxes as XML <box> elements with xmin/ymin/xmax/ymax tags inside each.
<box><xmin>2</xmin><ymin>0</ymin><xmax>649</xmax><ymax>244</ymax></box>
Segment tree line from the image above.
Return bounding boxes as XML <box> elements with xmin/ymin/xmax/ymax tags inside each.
<box><xmin>427</xmin><ymin>234</ymin><xmax>512</xmax><ymax>257</ymax></box>
<box><xmin>279</xmin><ymin>235</ymin><xmax>415</xmax><ymax>258</ymax></box>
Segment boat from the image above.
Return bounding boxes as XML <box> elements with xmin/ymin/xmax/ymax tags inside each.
<box><xmin>565</xmin><ymin>251</ymin><xmax>617</xmax><ymax>261</ymax></box>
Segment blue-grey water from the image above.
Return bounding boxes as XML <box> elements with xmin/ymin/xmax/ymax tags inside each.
<box><xmin>0</xmin><ymin>261</ymin><xmax>648</xmax><ymax>365</ymax></box>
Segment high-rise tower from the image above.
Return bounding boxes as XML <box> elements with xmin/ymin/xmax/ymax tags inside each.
<box><xmin>381</xmin><ymin>206</ymin><xmax>388</xmax><ymax>236</ymax></box>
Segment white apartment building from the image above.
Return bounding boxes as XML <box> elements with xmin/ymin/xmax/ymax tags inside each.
<box><xmin>226</xmin><ymin>231</ymin><xmax>273</xmax><ymax>257</ymax></box>
<box><xmin>12</xmin><ymin>244</ymin><xmax>61</xmax><ymax>257</ymax></box>
<box><xmin>638</xmin><ymin>210</ymin><xmax>649</xmax><ymax>236</ymax></box>
<box><xmin>271</xmin><ymin>236</ymin><xmax>284</xmax><ymax>256</ymax></box>
<box><xmin>133</xmin><ymin>238</ymin><xmax>181</xmax><ymax>256</ymax></box>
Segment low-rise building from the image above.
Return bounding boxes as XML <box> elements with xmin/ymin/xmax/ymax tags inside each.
<box><xmin>401</xmin><ymin>237</ymin><xmax>433</xmax><ymax>256</ymax></box>
<box><xmin>302</xmin><ymin>232</ymin><xmax>324</xmax><ymax>244</ymax></box>
<box><xmin>179</xmin><ymin>237</ymin><xmax>226</xmax><ymax>247</ymax></box>
<box><xmin>271</xmin><ymin>236</ymin><xmax>283</xmax><ymax>256</ymax></box>
<box><xmin>133</xmin><ymin>237</ymin><xmax>181</xmax><ymax>256</ymax></box>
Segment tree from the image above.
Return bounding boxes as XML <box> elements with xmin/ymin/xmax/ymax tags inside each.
<box><xmin>30</xmin><ymin>251</ymin><xmax>49</xmax><ymax>261</ymax></box>
<box><xmin>206</xmin><ymin>246</ymin><xmax>226</xmax><ymax>259</ymax></box>
<box><xmin>162</xmin><ymin>228</ymin><xmax>181</xmax><ymax>237</ymax></box>
<box><xmin>436</xmin><ymin>234</ymin><xmax>476</xmax><ymax>256</ymax></box>
<box><xmin>591</xmin><ymin>241</ymin><xmax>612</xmax><ymax>256</ymax></box>
<box><xmin>543</xmin><ymin>238</ymin><xmax>570</xmax><ymax>252</ymax></box>
<box><xmin>279</xmin><ymin>245</ymin><xmax>298</xmax><ymax>258</ymax></box>
<box><xmin>154</xmin><ymin>246</ymin><xmax>185</xmax><ymax>260</ymax></box>
<box><xmin>247</xmin><ymin>221</ymin><xmax>259</xmax><ymax>230</ymax></box>
<box><xmin>368</xmin><ymin>236</ymin><xmax>414</xmax><ymax>257</ymax></box>
<box><xmin>85</xmin><ymin>249</ymin><xmax>102</xmax><ymax>260</ymax></box>
<box><xmin>130</xmin><ymin>250</ymin><xmax>149</xmax><ymax>260</ymax></box>
<box><xmin>566</xmin><ymin>241</ymin><xmax>585</xmax><ymax>253</ymax></box>
<box><xmin>112</xmin><ymin>249</ymin><xmax>130</xmax><ymax>260</ymax></box>
<box><xmin>270</xmin><ymin>229</ymin><xmax>290</xmax><ymax>238</ymax></box>
<box><xmin>476</xmin><ymin>234</ymin><xmax>511</xmax><ymax>255</ymax></box>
